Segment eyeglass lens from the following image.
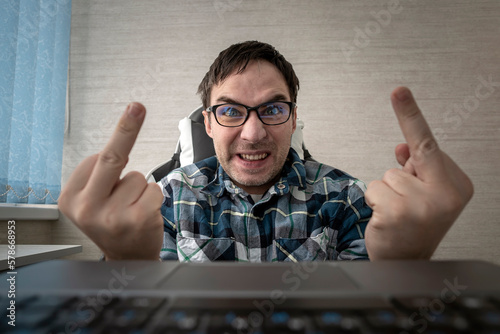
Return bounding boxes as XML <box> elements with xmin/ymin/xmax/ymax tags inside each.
<box><xmin>215</xmin><ymin>102</ymin><xmax>290</xmax><ymax>126</ymax></box>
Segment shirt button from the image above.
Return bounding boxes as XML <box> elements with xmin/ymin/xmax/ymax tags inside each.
<box><xmin>277</xmin><ymin>184</ymin><xmax>286</xmax><ymax>190</ymax></box>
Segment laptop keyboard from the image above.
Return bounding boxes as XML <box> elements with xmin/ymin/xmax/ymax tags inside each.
<box><xmin>1</xmin><ymin>294</ymin><xmax>500</xmax><ymax>333</ymax></box>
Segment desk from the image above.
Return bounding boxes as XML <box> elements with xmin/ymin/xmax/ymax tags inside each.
<box><xmin>0</xmin><ymin>244</ymin><xmax>82</xmax><ymax>271</ymax></box>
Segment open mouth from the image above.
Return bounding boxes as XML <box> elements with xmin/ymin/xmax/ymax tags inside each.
<box><xmin>239</xmin><ymin>153</ymin><xmax>269</xmax><ymax>161</ymax></box>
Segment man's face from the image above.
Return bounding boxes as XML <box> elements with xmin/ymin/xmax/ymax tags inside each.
<box><xmin>203</xmin><ymin>60</ymin><xmax>297</xmax><ymax>195</ymax></box>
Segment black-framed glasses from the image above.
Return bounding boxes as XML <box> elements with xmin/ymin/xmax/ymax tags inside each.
<box><xmin>206</xmin><ymin>101</ymin><xmax>295</xmax><ymax>127</ymax></box>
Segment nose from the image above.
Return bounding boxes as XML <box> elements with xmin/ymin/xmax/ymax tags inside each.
<box><xmin>239</xmin><ymin>110</ymin><xmax>267</xmax><ymax>143</ymax></box>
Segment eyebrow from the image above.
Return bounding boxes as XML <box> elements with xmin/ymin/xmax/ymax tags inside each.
<box><xmin>215</xmin><ymin>93</ymin><xmax>289</xmax><ymax>106</ymax></box>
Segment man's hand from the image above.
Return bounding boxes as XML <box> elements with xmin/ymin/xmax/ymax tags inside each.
<box><xmin>365</xmin><ymin>87</ymin><xmax>474</xmax><ymax>260</ymax></box>
<box><xmin>59</xmin><ymin>103</ymin><xmax>164</xmax><ymax>260</ymax></box>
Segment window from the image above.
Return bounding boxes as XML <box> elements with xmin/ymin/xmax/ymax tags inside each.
<box><xmin>0</xmin><ymin>0</ymin><xmax>72</xmax><ymax>205</ymax></box>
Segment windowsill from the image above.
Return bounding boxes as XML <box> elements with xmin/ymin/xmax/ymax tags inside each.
<box><xmin>0</xmin><ymin>203</ymin><xmax>59</xmax><ymax>221</ymax></box>
<box><xmin>0</xmin><ymin>245</ymin><xmax>82</xmax><ymax>270</ymax></box>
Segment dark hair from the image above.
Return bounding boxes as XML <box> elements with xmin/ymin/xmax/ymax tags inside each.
<box><xmin>197</xmin><ymin>41</ymin><xmax>300</xmax><ymax>108</ymax></box>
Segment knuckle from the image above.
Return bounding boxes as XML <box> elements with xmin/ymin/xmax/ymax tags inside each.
<box><xmin>99</xmin><ymin>149</ymin><xmax>126</xmax><ymax>169</ymax></box>
<box><xmin>125</xmin><ymin>170</ymin><xmax>146</xmax><ymax>183</ymax></box>
<box><xmin>149</xmin><ymin>183</ymin><xmax>164</xmax><ymax>202</ymax></box>
<box><xmin>365</xmin><ymin>180</ymin><xmax>379</xmax><ymax>198</ymax></box>
<box><xmin>103</xmin><ymin>209</ymin><xmax>127</xmax><ymax>235</ymax></box>
<box><xmin>415</xmin><ymin>137</ymin><xmax>439</xmax><ymax>162</ymax></box>
<box><xmin>367</xmin><ymin>213</ymin><xmax>383</xmax><ymax>230</ymax></box>
<box><xmin>382</xmin><ymin>168</ymin><xmax>398</xmax><ymax>182</ymax></box>
<box><xmin>367</xmin><ymin>179</ymin><xmax>383</xmax><ymax>191</ymax></box>
<box><xmin>73</xmin><ymin>200</ymin><xmax>97</xmax><ymax>228</ymax></box>
<box><xmin>404</xmin><ymin>104</ymin><xmax>420</xmax><ymax>119</ymax></box>
<box><xmin>382</xmin><ymin>168</ymin><xmax>407</xmax><ymax>186</ymax></box>
<box><xmin>117</xmin><ymin>118</ymin><xmax>136</xmax><ymax>135</ymax></box>
<box><xmin>419</xmin><ymin>136</ymin><xmax>439</xmax><ymax>154</ymax></box>
<box><xmin>367</xmin><ymin>179</ymin><xmax>380</xmax><ymax>188</ymax></box>
<box><xmin>441</xmin><ymin>190</ymin><xmax>465</xmax><ymax>214</ymax></box>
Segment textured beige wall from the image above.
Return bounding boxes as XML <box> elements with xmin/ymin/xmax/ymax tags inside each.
<box><xmin>47</xmin><ymin>0</ymin><xmax>500</xmax><ymax>262</ymax></box>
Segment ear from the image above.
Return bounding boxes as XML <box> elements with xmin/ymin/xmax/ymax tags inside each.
<box><xmin>202</xmin><ymin>110</ymin><xmax>214</xmax><ymax>138</ymax></box>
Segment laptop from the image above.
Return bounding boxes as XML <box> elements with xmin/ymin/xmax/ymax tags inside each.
<box><xmin>1</xmin><ymin>259</ymin><xmax>500</xmax><ymax>333</ymax></box>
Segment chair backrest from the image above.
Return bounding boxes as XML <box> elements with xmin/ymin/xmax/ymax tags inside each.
<box><xmin>146</xmin><ymin>106</ymin><xmax>313</xmax><ymax>183</ymax></box>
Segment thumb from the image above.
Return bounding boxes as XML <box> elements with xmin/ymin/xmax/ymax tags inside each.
<box><xmin>395</xmin><ymin>143</ymin><xmax>410</xmax><ymax>167</ymax></box>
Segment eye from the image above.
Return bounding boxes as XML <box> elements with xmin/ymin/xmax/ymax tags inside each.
<box><xmin>261</xmin><ymin>104</ymin><xmax>285</xmax><ymax>116</ymax></box>
<box><xmin>219</xmin><ymin>105</ymin><xmax>244</xmax><ymax>118</ymax></box>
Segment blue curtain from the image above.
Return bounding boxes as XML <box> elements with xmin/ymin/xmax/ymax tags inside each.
<box><xmin>0</xmin><ymin>0</ymin><xmax>72</xmax><ymax>204</ymax></box>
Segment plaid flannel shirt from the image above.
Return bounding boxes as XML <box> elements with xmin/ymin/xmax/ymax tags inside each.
<box><xmin>159</xmin><ymin>149</ymin><xmax>372</xmax><ymax>262</ymax></box>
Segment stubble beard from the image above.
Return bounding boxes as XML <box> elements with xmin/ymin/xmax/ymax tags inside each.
<box><xmin>218</xmin><ymin>142</ymin><xmax>289</xmax><ymax>189</ymax></box>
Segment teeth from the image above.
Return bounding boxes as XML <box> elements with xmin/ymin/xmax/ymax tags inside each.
<box><xmin>241</xmin><ymin>153</ymin><xmax>268</xmax><ymax>161</ymax></box>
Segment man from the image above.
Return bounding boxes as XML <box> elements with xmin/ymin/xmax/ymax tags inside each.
<box><xmin>59</xmin><ymin>41</ymin><xmax>474</xmax><ymax>262</ymax></box>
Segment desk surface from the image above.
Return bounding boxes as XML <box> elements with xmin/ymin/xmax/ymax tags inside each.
<box><xmin>0</xmin><ymin>244</ymin><xmax>82</xmax><ymax>271</ymax></box>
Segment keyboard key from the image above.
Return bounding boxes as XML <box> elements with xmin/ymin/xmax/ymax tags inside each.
<box><xmin>154</xmin><ymin>309</ymin><xmax>200</xmax><ymax>332</ymax></box>
<box><xmin>47</xmin><ymin>297</ymin><xmax>119</xmax><ymax>332</ymax></box>
<box><xmin>393</xmin><ymin>296</ymin><xmax>472</xmax><ymax>333</ymax></box>
<box><xmin>206</xmin><ymin>310</ymin><xmax>257</xmax><ymax>334</ymax></box>
<box><xmin>363</xmin><ymin>308</ymin><xmax>411</xmax><ymax>332</ymax></box>
<box><xmin>314</xmin><ymin>310</ymin><xmax>361</xmax><ymax>333</ymax></box>
<box><xmin>101</xmin><ymin>297</ymin><xmax>166</xmax><ymax>330</ymax></box>
<box><xmin>264</xmin><ymin>311</ymin><xmax>307</xmax><ymax>333</ymax></box>
<box><xmin>105</xmin><ymin>308</ymin><xmax>151</xmax><ymax>328</ymax></box>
